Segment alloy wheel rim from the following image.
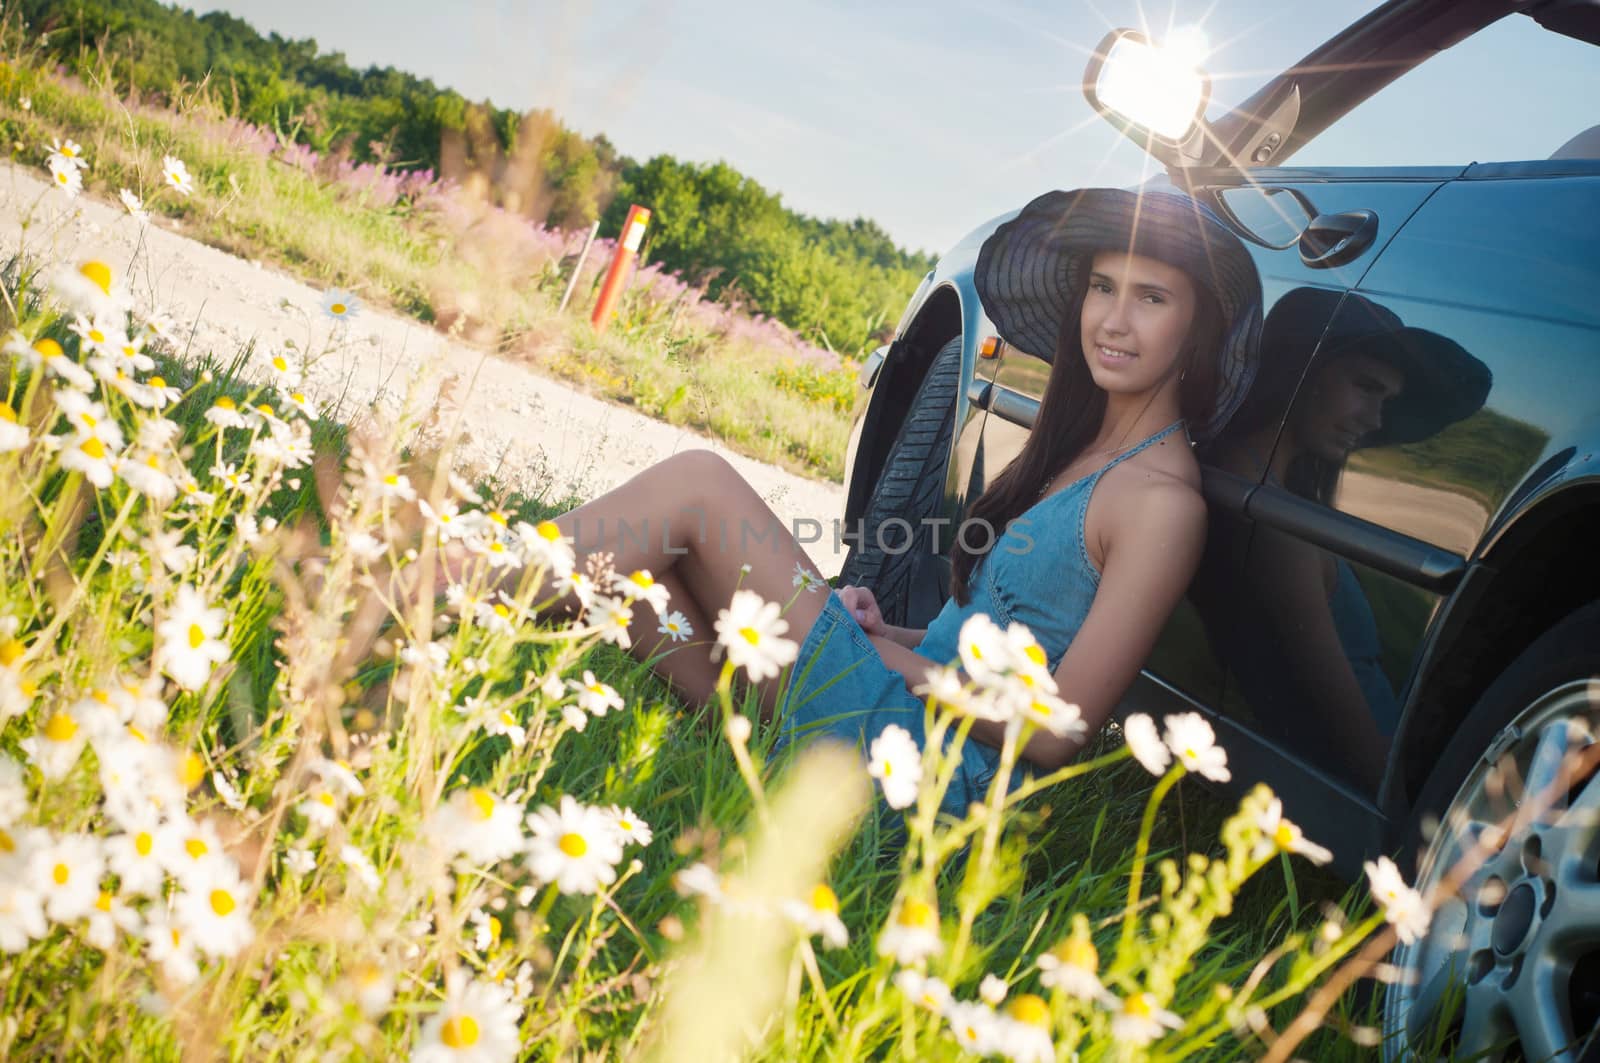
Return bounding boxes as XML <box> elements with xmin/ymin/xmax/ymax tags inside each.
<box><xmin>1387</xmin><ymin>680</ymin><xmax>1600</xmax><ymax>1062</ymax></box>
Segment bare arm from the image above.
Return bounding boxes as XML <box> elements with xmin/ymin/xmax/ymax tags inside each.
<box><xmin>1021</xmin><ymin>479</ymin><xmax>1208</xmax><ymax>771</ymax></box>
<box><xmin>871</xmin><ymin>479</ymin><xmax>1207</xmax><ymax>773</ymax></box>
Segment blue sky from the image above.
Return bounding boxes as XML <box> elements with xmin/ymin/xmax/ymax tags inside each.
<box><xmin>192</xmin><ymin>0</ymin><xmax>1597</xmax><ymax>254</ymax></box>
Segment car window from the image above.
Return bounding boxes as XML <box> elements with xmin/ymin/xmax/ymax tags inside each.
<box><xmin>1282</xmin><ymin>15</ymin><xmax>1600</xmax><ymax>167</ymax></box>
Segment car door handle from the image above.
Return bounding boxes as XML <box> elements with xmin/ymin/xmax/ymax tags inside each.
<box><xmin>1298</xmin><ymin>209</ymin><xmax>1379</xmax><ymax>269</ymax></box>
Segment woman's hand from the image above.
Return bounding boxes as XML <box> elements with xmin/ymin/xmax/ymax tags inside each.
<box><xmin>837</xmin><ymin>585</ymin><xmax>886</xmax><ymax>636</ymax></box>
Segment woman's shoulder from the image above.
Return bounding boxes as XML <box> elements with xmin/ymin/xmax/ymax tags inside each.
<box><xmin>1105</xmin><ymin>430</ymin><xmax>1203</xmax><ymax>498</ymax></box>
<box><xmin>1086</xmin><ymin>441</ymin><xmax>1205</xmax><ymax>567</ymax></box>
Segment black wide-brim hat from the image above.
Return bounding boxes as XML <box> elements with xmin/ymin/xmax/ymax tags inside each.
<box><xmin>1264</xmin><ymin>287</ymin><xmax>1492</xmax><ymax>447</ymax></box>
<box><xmin>974</xmin><ymin>187</ymin><xmax>1264</xmax><ymax>441</ymax></box>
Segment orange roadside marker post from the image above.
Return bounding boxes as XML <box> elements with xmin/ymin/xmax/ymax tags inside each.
<box><xmin>590</xmin><ymin>205</ymin><xmax>651</xmax><ymax>333</ymax></box>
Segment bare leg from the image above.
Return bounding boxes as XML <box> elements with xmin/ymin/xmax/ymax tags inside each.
<box><xmin>540</xmin><ymin>450</ymin><xmax>831</xmax><ymax>717</ymax></box>
<box><xmin>621</xmin><ymin>567</ymin><xmax>719</xmax><ymax>707</ymax></box>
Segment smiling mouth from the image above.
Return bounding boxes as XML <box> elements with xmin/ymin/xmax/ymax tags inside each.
<box><xmin>1097</xmin><ymin>345</ymin><xmax>1137</xmax><ymax>361</ymax></box>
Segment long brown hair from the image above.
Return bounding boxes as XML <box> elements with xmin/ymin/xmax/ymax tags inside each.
<box><xmin>949</xmin><ymin>274</ymin><xmax>1223</xmax><ymax>604</ymax></box>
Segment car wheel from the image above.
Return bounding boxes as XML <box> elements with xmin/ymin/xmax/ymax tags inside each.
<box><xmin>1384</xmin><ymin>601</ymin><xmax>1600</xmax><ymax>1062</ymax></box>
<box><xmin>840</xmin><ymin>335</ymin><xmax>962</xmax><ymax>627</ymax></box>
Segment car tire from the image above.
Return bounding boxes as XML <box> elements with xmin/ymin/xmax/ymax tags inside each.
<box><xmin>839</xmin><ymin>335</ymin><xmax>963</xmax><ymax>627</ymax></box>
<box><xmin>1383</xmin><ymin>600</ymin><xmax>1600</xmax><ymax>1063</ymax></box>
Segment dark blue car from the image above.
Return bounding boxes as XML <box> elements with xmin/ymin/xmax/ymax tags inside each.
<box><xmin>838</xmin><ymin>1</ymin><xmax>1600</xmax><ymax>1057</ymax></box>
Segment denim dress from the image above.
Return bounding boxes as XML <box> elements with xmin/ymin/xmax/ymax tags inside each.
<box><xmin>775</xmin><ymin>421</ymin><xmax>1187</xmax><ymax>817</ymax></box>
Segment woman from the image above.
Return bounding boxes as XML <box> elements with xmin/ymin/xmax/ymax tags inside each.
<box><xmin>521</xmin><ymin>187</ymin><xmax>1262</xmax><ymax>814</ymax></box>
<box><xmin>1193</xmin><ymin>287</ymin><xmax>1489</xmax><ymax>792</ymax></box>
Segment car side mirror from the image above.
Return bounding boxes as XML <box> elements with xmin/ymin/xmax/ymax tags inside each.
<box><xmin>1083</xmin><ymin>29</ymin><xmax>1212</xmax><ymax>167</ymax></box>
<box><xmin>1215</xmin><ymin>186</ymin><xmax>1320</xmax><ymax>249</ymax></box>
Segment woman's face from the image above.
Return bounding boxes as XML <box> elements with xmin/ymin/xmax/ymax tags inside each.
<box><xmin>1292</xmin><ymin>352</ymin><xmax>1406</xmax><ymax>462</ymax></box>
<box><xmin>1078</xmin><ymin>250</ymin><xmax>1199</xmax><ymax>398</ymax></box>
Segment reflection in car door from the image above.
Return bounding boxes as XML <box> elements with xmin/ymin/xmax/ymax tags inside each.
<box><xmin>1182</xmin><ymin>171</ymin><xmax>1459</xmax><ymax>821</ymax></box>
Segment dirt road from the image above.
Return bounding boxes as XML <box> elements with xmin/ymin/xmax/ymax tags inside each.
<box><xmin>0</xmin><ymin>163</ymin><xmax>849</xmax><ymax>576</ymax></box>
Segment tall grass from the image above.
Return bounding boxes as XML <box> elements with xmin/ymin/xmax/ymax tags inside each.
<box><xmin>0</xmin><ymin>22</ymin><xmax>859</xmax><ymax>480</ymax></box>
<box><xmin>0</xmin><ymin>24</ymin><xmax>1444</xmax><ymax>1063</ymax></box>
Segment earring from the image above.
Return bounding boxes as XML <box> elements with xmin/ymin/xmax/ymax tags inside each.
<box><xmin>1179</xmin><ymin>368</ymin><xmax>1188</xmax><ymax>383</ymax></box>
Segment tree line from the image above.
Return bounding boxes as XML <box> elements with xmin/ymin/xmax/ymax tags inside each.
<box><xmin>19</xmin><ymin>0</ymin><xmax>936</xmax><ymax>353</ymax></box>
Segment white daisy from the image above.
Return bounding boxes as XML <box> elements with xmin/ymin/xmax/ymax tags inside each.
<box><xmin>30</xmin><ymin>832</ymin><xmax>105</xmax><ymax>923</ymax></box>
<box><xmin>161</xmin><ymin>154</ymin><xmax>193</xmax><ymax>196</ymax></box>
<box><xmin>118</xmin><ymin>452</ymin><xmax>177</xmax><ymax>504</ymax></box>
<box><xmin>157</xmin><ymin>816</ymin><xmax>228</xmax><ymax>888</ymax></box>
<box><xmin>877</xmin><ymin>896</ymin><xmax>942</xmax><ymax>966</ymax></box>
<box><xmin>792</xmin><ymin>563</ymin><xmax>826</xmax><ymax>593</ymax></box>
<box><xmin>105</xmin><ymin>813</ymin><xmax>170</xmax><ymax>898</ymax></box>
<box><xmin>155</xmin><ymin>585</ymin><xmax>230</xmax><ymax>691</ymax></box>
<box><xmin>945</xmin><ymin>1000</ymin><xmax>1001</xmax><ymax>1055</ymax></box>
<box><xmin>8</xmin><ymin>334</ymin><xmax>94</xmax><ymax>391</ymax></box>
<box><xmin>671</xmin><ymin>862</ymin><xmax>724</xmax><ymax>903</ymax></box>
<box><xmin>587</xmin><ymin>594</ymin><xmax>634</xmax><ymax>649</ymax></box>
<box><xmin>980</xmin><ymin>974</ymin><xmax>1009</xmax><ymax>1006</ymax></box>
<box><xmin>49</xmin><ymin>137</ymin><xmax>88</xmax><ymax>167</ymax></box>
<box><xmin>282</xmin><ymin>845</ymin><xmax>316</xmax><ymax>877</ymax></box>
<box><xmin>515</xmin><ymin>519</ymin><xmax>575</xmax><ymax>578</ymax></box>
<box><xmin>570</xmin><ymin>671</ymin><xmax>624</xmax><ymax>717</ymax></box>
<box><xmin>603</xmin><ymin>806</ymin><xmax>652</xmax><ymax>848</ymax></box>
<box><xmin>264</xmin><ymin>351</ymin><xmax>303</xmax><ymax>389</ymax></box>
<box><xmin>1255</xmin><ymin>797</ymin><xmax>1334</xmax><ymax>866</ymax></box>
<box><xmin>85</xmin><ymin>889</ymin><xmax>142</xmax><ymax>950</ymax></box>
<box><xmin>1364</xmin><ymin>856</ymin><xmax>1432</xmax><ymax>945</ymax></box>
<box><xmin>0</xmin><ymin>874</ymin><xmax>47</xmax><ymax>954</ymax></box>
<box><xmin>556</xmin><ymin>567</ymin><xmax>596</xmax><ymax>609</ymax></box>
<box><xmin>49</xmin><ymin>258</ymin><xmax>129</xmax><ymax>318</ymax></box>
<box><xmin>1110</xmin><ymin>992</ymin><xmax>1185</xmax><ymax>1047</ymax></box>
<box><xmin>430</xmin><ymin>787</ymin><xmax>525</xmax><ymax>866</ymax></box>
<box><xmin>0</xmin><ymin>401</ymin><xmax>28</xmax><ymax>452</ymax></box>
<box><xmin>614</xmin><ymin>569</ymin><xmax>670</xmax><ymax>615</ymax></box>
<box><xmin>204</xmin><ymin>395</ymin><xmax>249</xmax><ymax>429</ymax></box>
<box><xmin>320</xmin><ymin>288</ymin><xmax>361</xmax><ymax>324</ymax></box>
<box><xmin>893</xmin><ymin>969</ymin><xmax>952</xmax><ymax>1013</ymax></box>
<box><xmin>20</xmin><ymin>707</ymin><xmax>90</xmax><ymax>780</ymax></box>
<box><xmin>141</xmin><ymin>908</ymin><xmax>200</xmax><ymax>984</ymax></box>
<box><xmin>420</xmin><ymin>499</ymin><xmax>471</xmax><ymax>541</ymax></box>
<box><xmin>914</xmin><ymin>664</ymin><xmax>972</xmax><ymax>715</ymax></box>
<box><xmin>279</xmin><ymin>389</ymin><xmax>319</xmax><ymax>420</ymax></box>
<box><xmin>412</xmin><ymin>972</ymin><xmax>522</xmax><ymax>1063</ymax></box>
<box><xmin>997</xmin><ymin>993</ymin><xmax>1056</xmax><ymax>1063</ymax></box>
<box><xmin>1017</xmin><ymin>689</ymin><xmax>1087</xmax><ymax>739</ymax></box>
<box><xmin>48</xmin><ymin>154</ymin><xmax>82</xmax><ymax>197</ymax></box>
<box><xmin>485</xmin><ymin>707</ymin><xmax>527</xmax><ymax>749</ymax></box>
<box><xmin>309</xmin><ymin>757</ymin><xmax>364</xmax><ymax>798</ymax></box>
<box><xmin>713</xmin><ymin>589</ymin><xmax>797</xmax><ymax>682</ymax></box>
<box><xmin>956</xmin><ymin>612</ymin><xmax>1013</xmax><ymax>687</ymax></box>
<box><xmin>1002</xmin><ymin>623</ymin><xmax>1058</xmax><ymax>692</ymax></box>
<box><xmin>781</xmin><ymin>883</ymin><xmax>849</xmax><ymax>949</ymax></box>
<box><xmin>349</xmin><ymin>963</ymin><xmax>396</xmax><ymax>1019</ymax></box>
<box><xmin>867</xmin><ymin>724</ymin><xmax>923</xmax><ymax>810</ymax></box>
<box><xmin>118</xmin><ymin>188</ymin><xmax>148</xmax><ymax>222</ymax></box>
<box><xmin>340</xmin><ymin>844</ymin><xmax>383</xmax><ymax>893</ymax></box>
<box><xmin>1162</xmin><ymin>712</ymin><xmax>1231</xmax><ymax>782</ymax></box>
<box><xmin>58</xmin><ymin>427</ymin><xmax>121</xmax><ymax>488</ymax></box>
<box><xmin>524</xmin><ymin>795</ymin><xmax>624</xmax><ymax>895</ymax></box>
<box><xmin>1036</xmin><ymin>934</ymin><xmax>1109</xmax><ymax>1002</ymax></box>
<box><xmin>1123</xmin><ymin>713</ymin><xmax>1172</xmax><ymax>776</ymax></box>
<box><xmin>372</xmin><ymin>469</ymin><xmax>417</xmax><ymax>502</ymax></box>
<box><xmin>657</xmin><ymin>610</ymin><xmax>692</xmax><ymax>643</ymax></box>
<box><xmin>296</xmin><ymin>787</ymin><xmax>342</xmax><ymax>830</ymax></box>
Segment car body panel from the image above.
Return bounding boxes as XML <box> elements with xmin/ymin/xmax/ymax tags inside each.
<box><xmin>838</xmin><ymin>3</ymin><xmax>1600</xmax><ymax>879</ymax></box>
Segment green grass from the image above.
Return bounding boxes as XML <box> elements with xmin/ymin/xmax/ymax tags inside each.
<box><xmin>0</xmin><ymin>21</ymin><xmax>1431</xmax><ymax>1061</ymax></box>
